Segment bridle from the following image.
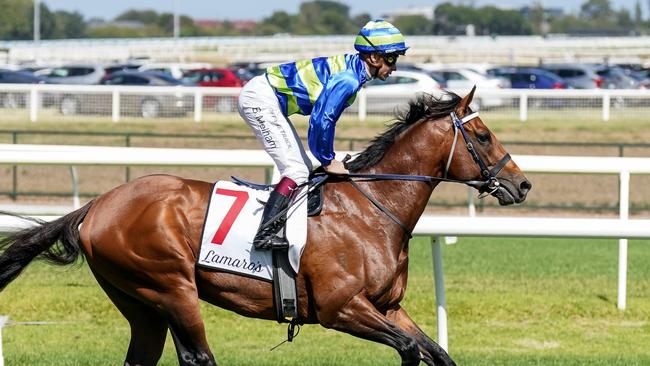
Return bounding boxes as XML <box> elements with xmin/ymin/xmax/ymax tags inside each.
<box><xmin>445</xmin><ymin>111</ymin><xmax>511</xmax><ymax>197</ymax></box>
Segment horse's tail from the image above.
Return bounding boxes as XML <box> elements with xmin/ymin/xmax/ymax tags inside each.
<box><xmin>0</xmin><ymin>200</ymin><xmax>94</xmax><ymax>291</ymax></box>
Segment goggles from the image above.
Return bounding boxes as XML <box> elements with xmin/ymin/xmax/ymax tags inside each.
<box><xmin>383</xmin><ymin>53</ymin><xmax>399</xmax><ymax>66</ymax></box>
<box><xmin>360</xmin><ymin>34</ymin><xmax>401</xmax><ymax>66</ymax></box>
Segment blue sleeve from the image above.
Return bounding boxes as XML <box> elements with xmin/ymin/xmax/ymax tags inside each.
<box><xmin>308</xmin><ymin>72</ymin><xmax>359</xmax><ymax>166</ymax></box>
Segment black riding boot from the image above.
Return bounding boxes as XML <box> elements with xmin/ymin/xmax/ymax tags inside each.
<box><xmin>253</xmin><ymin>190</ymin><xmax>292</xmax><ymax>250</ymax></box>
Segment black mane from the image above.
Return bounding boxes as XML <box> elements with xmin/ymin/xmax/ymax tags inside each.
<box><xmin>346</xmin><ymin>91</ymin><xmax>462</xmax><ymax>172</ymax></box>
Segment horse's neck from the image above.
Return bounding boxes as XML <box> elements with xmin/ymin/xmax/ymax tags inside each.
<box><xmin>360</xmin><ymin>121</ymin><xmax>446</xmax><ymax>233</ymax></box>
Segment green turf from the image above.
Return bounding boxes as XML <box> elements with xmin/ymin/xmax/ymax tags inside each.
<box><xmin>1</xmin><ymin>236</ymin><xmax>649</xmax><ymax>365</ymax></box>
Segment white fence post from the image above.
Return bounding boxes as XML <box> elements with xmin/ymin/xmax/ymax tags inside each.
<box><xmin>358</xmin><ymin>87</ymin><xmax>367</xmax><ymax>122</ymax></box>
<box><xmin>0</xmin><ymin>315</ymin><xmax>8</xmax><ymax>366</ymax></box>
<box><xmin>112</xmin><ymin>89</ymin><xmax>120</xmax><ymax>122</ymax></box>
<box><xmin>603</xmin><ymin>93</ymin><xmax>610</xmax><ymax>122</ymax></box>
<box><xmin>194</xmin><ymin>90</ymin><xmax>203</xmax><ymax>123</ymax></box>
<box><xmin>29</xmin><ymin>86</ymin><xmax>38</xmax><ymax>122</ymax></box>
<box><xmin>69</xmin><ymin>166</ymin><xmax>80</xmax><ymax>209</ymax></box>
<box><xmin>519</xmin><ymin>93</ymin><xmax>528</xmax><ymax>122</ymax></box>
<box><xmin>618</xmin><ymin>170</ymin><xmax>630</xmax><ymax>310</ymax></box>
<box><xmin>432</xmin><ymin>235</ymin><xmax>449</xmax><ymax>352</ymax></box>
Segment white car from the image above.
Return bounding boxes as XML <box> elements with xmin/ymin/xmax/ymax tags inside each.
<box><xmin>361</xmin><ymin>70</ymin><xmax>442</xmax><ymax>114</ymax></box>
<box><xmin>416</xmin><ymin>66</ymin><xmax>510</xmax><ymax>109</ymax></box>
<box><xmin>138</xmin><ymin>62</ymin><xmax>213</xmax><ymax>80</ymax></box>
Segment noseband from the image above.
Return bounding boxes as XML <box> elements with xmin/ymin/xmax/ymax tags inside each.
<box><xmin>445</xmin><ymin>111</ymin><xmax>511</xmax><ymax>196</ymax></box>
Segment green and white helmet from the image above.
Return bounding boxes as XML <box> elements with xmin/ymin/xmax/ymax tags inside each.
<box><xmin>354</xmin><ymin>19</ymin><xmax>409</xmax><ymax>55</ymax></box>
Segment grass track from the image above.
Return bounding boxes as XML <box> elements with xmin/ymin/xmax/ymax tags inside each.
<box><xmin>1</xmin><ymin>236</ymin><xmax>649</xmax><ymax>365</ymax></box>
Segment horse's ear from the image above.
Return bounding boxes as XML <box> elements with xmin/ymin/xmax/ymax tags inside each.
<box><xmin>456</xmin><ymin>85</ymin><xmax>476</xmax><ymax>113</ymax></box>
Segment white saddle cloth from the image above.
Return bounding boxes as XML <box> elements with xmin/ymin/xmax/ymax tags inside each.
<box><xmin>197</xmin><ymin>181</ymin><xmax>308</xmax><ymax>281</ymax></box>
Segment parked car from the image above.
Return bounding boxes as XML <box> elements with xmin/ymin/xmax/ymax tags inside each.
<box><xmin>592</xmin><ymin>65</ymin><xmax>640</xmax><ymax>89</ymax></box>
<box><xmin>487</xmin><ymin>67</ymin><xmax>567</xmax><ymax>89</ymax></box>
<box><xmin>362</xmin><ymin>70</ymin><xmax>441</xmax><ymax>114</ymax></box>
<box><xmin>396</xmin><ymin>63</ymin><xmax>448</xmax><ymax>87</ymax></box>
<box><xmin>181</xmin><ymin>68</ymin><xmax>243</xmax><ymax>112</ymax></box>
<box><xmin>58</xmin><ymin>71</ymin><xmax>193</xmax><ymax>118</ymax></box>
<box><xmin>616</xmin><ymin>64</ymin><xmax>650</xmax><ymax>88</ymax></box>
<box><xmin>0</xmin><ymin>70</ymin><xmax>47</xmax><ymax>84</ymax></box>
<box><xmin>104</xmin><ymin>62</ymin><xmax>146</xmax><ymax>75</ymax></box>
<box><xmin>229</xmin><ymin>61</ymin><xmax>284</xmax><ymax>78</ymax></box>
<box><xmin>36</xmin><ymin>64</ymin><xmax>107</xmax><ymax>85</ymax></box>
<box><xmin>137</xmin><ymin>62</ymin><xmax>212</xmax><ymax>80</ymax></box>
<box><xmin>0</xmin><ymin>70</ymin><xmax>48</xmax><ymax>108</ymax></box>
<box><xmin>181</xmin><ymin>68</ymin><xmax>243</xmax><ymax>87</ymax></box>
<box><xmin>100</xmin><ymin>71</ymin><xmax>183</xmax><ymax>86</ymax></box>
<box><xmin>423</xmin><ymin>67</ymin><xmax>510</xmax><ymax>109</ymax></box>
<box><xmin>541</xmin><ymin>64</ymin><xmax>603</xmax><ymax>89</ymax></box>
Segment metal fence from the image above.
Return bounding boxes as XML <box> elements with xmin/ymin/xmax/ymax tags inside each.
<box><xmin>2</xmin><ymin>84</ymin><xmax>650</xmax><ymax>123</ymax></box>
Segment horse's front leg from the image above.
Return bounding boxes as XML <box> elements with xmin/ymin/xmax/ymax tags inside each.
<box><xmin>386</xmin><ymin>306</ymin><xmax>456</xmax><ymax>366</ymax></box>
<box><xmin>319</xmin><ymin>294</ymin><xmax>421</xmax><ymax>366</ymax></box>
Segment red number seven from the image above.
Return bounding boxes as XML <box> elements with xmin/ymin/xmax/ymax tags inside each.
<box><xmin>211</xmin><ymin>188</ymin><xmax>249</xmax><ymax>245</ymax></box>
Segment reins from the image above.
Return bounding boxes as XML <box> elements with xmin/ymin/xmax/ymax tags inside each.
<box><xmin>327</xmin><ymin>110</ymin><xmax>512</xmax><ymax>239</ymax></box>
<box><xmin>260</xmin><ymin>111</ymin><xmax>512</xmax><ymax>241</ymax></box>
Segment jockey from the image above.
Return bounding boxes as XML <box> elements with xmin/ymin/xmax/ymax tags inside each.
<box><xmin>238</xmin><ymin>19</ymin><xmax>408</xmax><ymax>250</ymax></box>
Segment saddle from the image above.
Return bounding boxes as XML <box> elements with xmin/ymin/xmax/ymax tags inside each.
<box><xmin>230</xmin><ymin>174</ymin><xmax>328</xmax><ymax>328</ymax></box>
<box><xmin>231</xmin><ymin>174</ymin><xmax>326</xmax><ymax>217</ymax></box>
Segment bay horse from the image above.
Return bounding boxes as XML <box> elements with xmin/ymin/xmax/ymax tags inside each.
<box><xmin>0</xmin><ymin>89</ymin><xmax>530</xmax><ymax>366</ymax></box>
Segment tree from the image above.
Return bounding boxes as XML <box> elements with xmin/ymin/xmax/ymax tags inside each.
<box><xmin>580</xmin><ymin>0</ymin><xmax>615</xmax><ymax>21</ymax></box>
<box><xmin>295</xmin><ymin>1</ymin><xmax>355</xmax><ymax>34</ymax></box>
<box><xmin>115</xmin><ymin>9</ymin><xmax>160</xmax><ymax>25</ymax></box>
<box><xmin>0</xmin><ymin>0</ymin><xmax>35</xmax><ymax>40</ymax></box>
<box><xmin>434</xmin><ymin>2</ymin><xmax>531</xmax><ymax>35</ymax></box>
<box><xmin>259</xmin><ymin>11</ymin><xmax>295</xmax><ymax>35</ymax></box>
<box><xmin>392</xmin><ymin>15</ymin><xmax>432</xmax><ymax>35</ymax></box>
<box><xmin>433</xmin><ymin>3</ymin><xmax>477</xmax><ymax>35</ymax></box>
<box><xmin>52</xmin><ymin>11</ymin><xmax>87</xmax><ymax>38</ymax></box>
<box><xmin>352</xmin><ymin>13</ymin><xmax>371</xmax><ymax>28</ymax></box>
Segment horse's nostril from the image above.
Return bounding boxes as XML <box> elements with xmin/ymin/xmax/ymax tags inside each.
<box><xmin>520</xmin><ymin>179</ymin><xmax>532</xmax><ymax>192</ymax></box>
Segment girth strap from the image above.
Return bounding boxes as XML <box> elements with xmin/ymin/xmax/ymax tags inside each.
<box><xmin>348</xmin><ymin>179</ymin><xmax>413</xmax><ymax>239</ymax></box>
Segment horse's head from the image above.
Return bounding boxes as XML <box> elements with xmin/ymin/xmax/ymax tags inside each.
<box><xmin>443</xmin><ymin>87</ymin><xmax>531</xmax><ymax>205</ymax></box>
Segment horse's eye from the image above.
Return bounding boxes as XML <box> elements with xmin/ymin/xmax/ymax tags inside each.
<box><xmin>476</xmin><ymin>132</ymin><xmax>491</xmax><ymax>144</ymax></box>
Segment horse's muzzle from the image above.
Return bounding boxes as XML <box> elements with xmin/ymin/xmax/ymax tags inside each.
<box><xmin>492</xmin><ymin>177</ymin><xmax>532</xmax><ymax>205</ymax></box>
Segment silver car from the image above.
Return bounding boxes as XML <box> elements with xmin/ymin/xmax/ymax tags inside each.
<box><xmin>38</xmin><ymin>65</ymin><xmax>106</xmax><ymax>85</ymax></box>
<box><xmin>541</xmin><ymin>64</ymin><xmax>602</xmax><ymax>89</ymax></box>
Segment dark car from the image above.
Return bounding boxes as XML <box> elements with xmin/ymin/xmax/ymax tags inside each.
<box><xmin>488</xmin><ymin>67</ymin><xmax>567</xmax><ymax>89</ymax></box>
<box><xmin>100</xmin><ymin>71</ymin><xmax>184</xmax><ymax>86</ymax></box>
<box><xmin>58</xmin><ymin>71</ymin><xmax>193</xmax><ymax>118</ymax></box>
<box><xmin>0</xmin><ymin>70</ymin><xmax>48</xmax><ymax>108</ymax></box>
<box><xmin>104</xmin><ymin>63</ymin><xmax>145</xmax><ymax>75</ymax></box>
<box><xmin>0</xmin><ymin>70</ymin><xmax>47</xmax><ymax>84</ymax></box>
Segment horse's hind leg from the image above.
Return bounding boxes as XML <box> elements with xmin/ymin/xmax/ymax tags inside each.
<box><xmin>161</xmin><ymin>290</ymin><xmax>217</xmax><ymax>366</ymax></box>
<box><xmin>387</xmin><ymin>306</ymin><xmax>456</xmax><ymax>366</ymax></box>
<box><xmin>91</xmin><ymin>270</ymin><xmax>168</xmax><ymax>366</ymax></box>
<box><xmin>321</xmin><ymin>295</ymin><xmax>421</xmax><ymax>366</ymax></box>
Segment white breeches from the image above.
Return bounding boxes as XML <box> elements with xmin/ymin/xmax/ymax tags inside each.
<box><xmin>238</xmin><ymin>75</ymin><xmax>312</xmax><ymax>185</ymax></box>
